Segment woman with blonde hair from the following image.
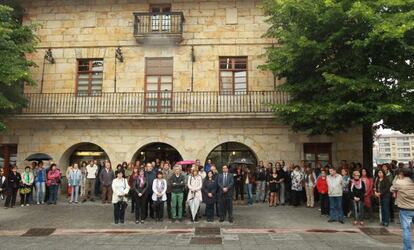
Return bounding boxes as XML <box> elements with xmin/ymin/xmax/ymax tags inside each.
<box><xmin>187</xmin><ymin>167</ymin><xmax>203</xmax><ymax>222</ymax></box>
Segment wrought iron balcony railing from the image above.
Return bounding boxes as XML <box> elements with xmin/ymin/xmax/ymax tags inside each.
<box><xmin>133</xmin><ymin>12</ymin><xmax>184</xmax><ymax>44</ymax></box>
<box><xmin>19</xmin><ymin>91</ymin><xmax>288</xmax><ymax>115</ymax></box>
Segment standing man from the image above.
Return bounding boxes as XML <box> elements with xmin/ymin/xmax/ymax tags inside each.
<box><xmin>218</xmin><ymin>165</ymin><xmax>234</xmax><ymax>223</ymax></box>
<box><xmin>391</xmin><ymin>168</ymin><xmax>414</xmax><ymax>250</ymax></box>
<box><xmin>327</xmin><ymin>166</ymin><xmax>344</xmax><ymax>224</ymax></box>
<box><xmin>83</xmin><ymin>160</ymin><xmax>98</xmax><ymax>202</ymax></box>
<box><xmin>144</xmin><ymin>163</ymin><xmax>157</xmax><ymax>219</ymax></box>
<box><xmin>169</xmin><ymin>165</ymin><xmax>185</xmax><ymax>222</ymax></box>
<box><xmin>255</xmin><ymin>162</ymin><xmax>266</xmax><ymax>203</ymax></box>
<box><xmin>99</xmin><ymin>161</ymin><xmax>115</xmax><ymax>204</ymax></box>
<box><xmin>162</xmin><ymin>162</ymin><xmax>173</xmax><ymax>219</ymax></box>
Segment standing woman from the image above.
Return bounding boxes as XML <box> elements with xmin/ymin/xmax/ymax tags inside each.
<box><xmin>68</xmin><ymin>163</ymin><xmax>82</xmax><ymax>204</ymax></box>
<box><xmin>132</xmin><ymin>169</ymin><xmax>148</xmax><ymax>224</ymax></box>
<box><xmin>65</xmin><ymin>165</ymin><xmax>73</xmax><ymax>199</ymax></box>
<box><xmin>202</xmin><ymin>171</ymin><xmax>218</xmax><ymax>222</ymax></box>
<box><xmin>4</xmin><ymin>165</ymin><xmax>21</xmax><ymax>208</ymax></box>
<box><xmin>290</xmin><ymin>165</ymin><xmax>304</xmax><ymax>207</ymax></box>
<box><xmin>267</xmin><ymin>168</ymin><xmax>280</xmax><ymax>207</ymax></box>
<box><xmin>341</xmin><ymin>168</ymin><xmax>351</xmax><ymax>217</ymax></box>
<box><xmin>80</xmin><ymin>161</ymin><xmax>87</xmax><ymax>199</ymax></box>
<box><xmin>34</xmin><ymin>162</ymin><xmax>47</xmax><ymax>204</ymax></box>
<box><xmin>244</xmin><ymin>167</ymin><xmax>254</xmax><ymax>206</ymax></box>
<box><xmin>304</xmin><ymin>166</ymin><xmax>316</xmax><ymax>208</ymax></box>
<box><xmin>374</xmin><ymin>169</ymin><xmax>392</xmax><ymax>227</ymax></box>
<box><xmin>47</xmin><ymin>164</ymin><xmax>61</xmax><ymax>205</ymax></box>
<box><xmin>152</xmin><ymin>171</ymin><xmax>167</xmax><ymax>222</ymax></box>
<box><xmin>350</xmin><ymin>170</ymin><xmax>365</xmax><ymax>225</ymax></box>
<box><xmin>128</xmin><ymin>167</ymin><xmax>139</xmax><ymax>214</ymax></box>
<box><xmin>361</xmin><ymin>168</ymin><xmax>374</xmax><ymax>221</ymax></box>
<box><xmin>187</xmin><ymin>168</ymin><xmax>203</xmax><ymax>222</ymax></box>
<box><xmin>20</xmin><ymin>166</ymin><xmax>34</xmax><ymax>206</ymax></box>
<box><xmin>112</xmin><ymin>170</ymin><xmax>130</xmax><ymax>224</ymax></box>
<box><xmin>316</xmin><ymin>169</ymin><xmax>329</xmax><ymax>215</ymax></box>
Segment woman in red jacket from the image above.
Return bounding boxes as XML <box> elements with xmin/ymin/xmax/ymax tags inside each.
<box><xmin>316</xmin><ymin>169</ymin><xmax>329</xmax><ymax>216</ymax></box>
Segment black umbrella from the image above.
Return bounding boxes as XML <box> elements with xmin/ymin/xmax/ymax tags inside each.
<box><xmin>25</xmin><ymin>153</ymin><xmax>53</xmax><ymax>161</ymax></box>
<box><xmin>229</xmin><ymin>158</ymin><xmax>255</xmax><ymax>165</ymax></box>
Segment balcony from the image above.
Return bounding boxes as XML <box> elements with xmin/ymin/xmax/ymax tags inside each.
<box><xmin>16</xmin><ymin>91</ymin><xmax>288</xmax><ymax>119</ymax></box>
<box><xmin>133</xmin><ymin>12</ymin><xmax>184</xmax><ymax>44</ymax></box>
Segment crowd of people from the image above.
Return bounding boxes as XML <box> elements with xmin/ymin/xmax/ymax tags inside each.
<box><xmin>0</xmin><ymin>158</ymin><xmax>413</xmax><ymax>249</ymax></box>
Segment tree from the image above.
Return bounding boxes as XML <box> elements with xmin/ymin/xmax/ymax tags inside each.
<box><xmin>0</xmin><ymin>3</ymin><xmax>38</xmax><ymax>130</ymax></box>
<box><xmin>261</xmin><ymin>0</ymin><xmax>414</xmax><ymax>169</ymax></box>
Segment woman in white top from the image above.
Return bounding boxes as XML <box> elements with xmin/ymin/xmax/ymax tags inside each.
<box><xmin>187</xmin><ymin>168</ymin><xmax>203</xmax><ymax>222</ymax></box>
<box><xmin>112</xmin><ymin>170</ymin><xmax>130</xmax><ymax>224</ymax></box>
<box><xmin>152</xmin><ymin>171</ymin><xmax>167</xmax><ymax>222</ymax></box>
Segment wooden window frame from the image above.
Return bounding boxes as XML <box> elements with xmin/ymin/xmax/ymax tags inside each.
<box><xmin>219</xmin><ymin>56</ymin><xmax>248</xmax><ymax>95</ymax></box>
<box><xmin>144</xmin><ymin>57</ymin><xmax>174</xmax><ymax>113</ymax></box>
<box><xmin>75</xmin><ymin>58</ymin><xmax>104</xmax><ymax>97</ymax></box>
<box><xmin>303</xmin><ymin>143</ymin><xmax>332</xmax><ymax>168</ymax></box>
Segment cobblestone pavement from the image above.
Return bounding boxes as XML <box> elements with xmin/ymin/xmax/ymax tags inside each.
<box><xmin>0</xmin><ymin>199</ymin><xmax>410</xmax><ymax>249</ymax></box>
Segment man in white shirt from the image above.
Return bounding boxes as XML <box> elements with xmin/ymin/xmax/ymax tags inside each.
<box><xmin>327</xmin><ymin>167</ymin><xmax>344</xmax><ymax>224</ymax></box>
<box><xmin>82</xmin><ymin>160</ymin><xmax>98</xmax><ymax>202</ymax></box>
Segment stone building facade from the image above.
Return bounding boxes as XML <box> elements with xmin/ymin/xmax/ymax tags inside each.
<box><xmin>0</xmin><ymin>0</ymin><xmax>362</xmax><ymax>173</ymax></box>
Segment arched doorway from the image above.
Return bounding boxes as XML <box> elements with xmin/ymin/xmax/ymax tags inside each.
<box><xmin>132</xmin><ymin>142</ymin><xmax>183</xmax><ymax>165</ymax></box>
<box><xmin>205</xmin><ymin>142</ymin><xmax>258</xmax><ymax>172</ymax></box>
<box><xmin>59</xmin><ymin>142</ymin><xmax>110</xmax><ymax>174</ymax></box>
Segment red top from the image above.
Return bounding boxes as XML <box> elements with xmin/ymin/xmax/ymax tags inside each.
<box><xmin>316</xmin><ymin>176</ymin><xmax>328</xmax><ymax>194</ymax></box>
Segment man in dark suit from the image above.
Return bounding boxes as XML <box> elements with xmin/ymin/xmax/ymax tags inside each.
<box><xmin>217</xmin><ymin>165</ymin><xmax>234</xmax><ymax>223</ymax></box>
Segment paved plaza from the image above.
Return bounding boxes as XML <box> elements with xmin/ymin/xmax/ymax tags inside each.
<box><xmin>0</xmin><ymin>200</ymin><xmax>411</xmax><ymax>249</ymax></box>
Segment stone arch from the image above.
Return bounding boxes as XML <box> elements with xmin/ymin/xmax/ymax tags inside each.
<box><xmin>58</xmin><ymin>142</ymin><xmax>114</xmax><ymax>175</ymax></box>
<box><xmin>196</xmin><ymin>135</ymin><xmax>265</xmax><ymax>165</ymax></box>
<box><xmin>126</xmin><ymin>137</ymin><xmax>189</xmax><ymax>163</ymax></box>
<box><xmin>131</xmin><ymin>142</ymin><xmax>183</xmax><ymax>164</ymax></box>
<box><xmin>204</xmin><ymin>141</ymin><xmax>259</xmax><ymax>170</ymax></box>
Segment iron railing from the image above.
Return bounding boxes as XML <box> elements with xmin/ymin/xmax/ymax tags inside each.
<box><xmin>133</xmin><ymin>12</ymin><xmax>184</xmax><ymax>36</ymax></box>
<box><xmin>20</xmin><ymin>91</ymin><xmax>288</xmax><ymax>115</ymax></box>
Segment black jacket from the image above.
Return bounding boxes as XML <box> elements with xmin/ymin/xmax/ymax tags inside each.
<box><xmin>6</xmin><ymin>172</ymin><xmax>21</xmax><ymax>190</ymax></box>
<box><xmin>350</xmin><ymin>181</ymin><xmax>366</xmax><ymax>200</ymax></box>
<box><xmin>132</xmin><ymin>176</ymin><xmax>148</xmax><ymax>196</ymax></box>
<box><xmin>202</xmin><ymin>179</ymin><xmax>218</xmax><ymax>204</ymax></box>
<box><xmin>169</xmin><ymin>174</ymin><xmax>186</xmax><ymax>193</ymax></box>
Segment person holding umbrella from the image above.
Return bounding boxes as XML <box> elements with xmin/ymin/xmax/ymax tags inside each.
<box><xmin>218</xmin><ymin>165</ymin><xmax>234</xmax><ymax>223</ymax></box>
<box><xmin>187</xmin><ymin>167</ymin><xmax>203</xmax><ymax>222</ymax></box>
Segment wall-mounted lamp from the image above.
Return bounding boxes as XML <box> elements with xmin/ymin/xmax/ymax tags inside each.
<box><xmin>44</xmin><ymin>48</ymin><xmax>55</xmax><ymax>64</ymax></box>
<box><xmin>115</xmin><ymin>47</ymin><xmax>124</xmax><ymax>62</ymax></box>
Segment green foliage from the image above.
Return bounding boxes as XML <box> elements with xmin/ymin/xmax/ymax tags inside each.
<box><xmin>261</xmin><ymin>0</ymin><xmax>414</xmax><ymax>135</ymax></box>
<box><xmin>0</xmin><ymin>4</ymin><xmax>38</xmax><ymax>129</ymax></box>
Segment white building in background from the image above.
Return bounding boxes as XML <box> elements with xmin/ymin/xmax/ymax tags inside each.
<box><xmin>375</xmin><ymin>133</ymin><xmax>414</xmax><ymax>164</ymax></box>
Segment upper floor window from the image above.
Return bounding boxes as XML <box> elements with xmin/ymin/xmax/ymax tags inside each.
<box><xmin>77</xmin><ymin>59</ymin><xmax>103</xmax><ymax>96</ymax></box>
<box><xmin>150</xmin><ymin>4</ymin><xmax>172</xmax><ymax>32</ymax></box>
<box><xmin>219</xmin><ymin>57</ymin><xmax>247</xmax><ymax>95</ymax></box>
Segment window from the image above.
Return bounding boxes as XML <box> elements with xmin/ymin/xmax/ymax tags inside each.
<box><xmin>398</xmin><ymin>148</ymin><xmax>410</xmax><ymax>152</ymax></box>
<box><xmin>145</xmin><ymin>57</ymin><xmax>173</xmax><ymax>113</ymax></box>
<box><xmin>397</xmin><ymin>137</ymin><xmax>409</xmax><ymax>141</ymax></box>
<box><xmin>380</xmin><ymin>143</ymin><xmax>390</xmax><ymax>147</ymax></box>
<box><xmin>304</xmin><ymin>143</ymin><xmax>332</xmax><ymax>168</ymax></box>
<box><xmin>397</xmin><ymin>142</ymin><xmax>410</xmax><ymax>147</ymax></box>
<box><xmin>150</xmin><ymin>4</ymin><xmax>171</xmax><ymax>32</ymax></box>
<box><xmin>398</xmin><ymin>153</ymin><xmax>411</xmax><ymax>158</ymax></box>
<box><xmin>219</xmin><ymin>57</ymin><xmax>247</xmax><ymax>95</ymax></box>
<box><xmin>77</xmin><ymin>59</ymin><xmax>103</xmax><ymax>96</ymax></box>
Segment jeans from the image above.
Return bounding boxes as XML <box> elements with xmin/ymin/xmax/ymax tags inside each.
<box><xmin>70</xmin><ymin>185</ymin><xmax>80</xmax><ymax>203</ymax></box>
<box><xmin>134</xmin><ymin>196</ymin><xmax>146</xmax><ymax>221</ymax></box>
<box><xmin>329</xmin><ymin>196</ymin><xmax>344</xmax><ymax>222</ymax></box>
<box><xmin>5</xmin><ymin>188</ymin><xmax>18</xmax><ymax>207</ymax></box>
<box><xmin>35</xmin><ymin>182</ymin><xmax>46</xmax><ymax>203</ymax></box>
<box><xmin>245</xmin><ymin>184</ymin><xmax>253</xmax><ymax>205</ymax></box>
<box><xmin>352</xmin><ymin>200</ymin><xmax>364</xmax><ymax>221</ymax></box>
<box><xmin>399</xmin><ymin>209</ymin><xmax>414</xmax><ymax>250</ymax></box>
<box><xmin>380</xmin><ymin>194</ymin><xmax>391</xmax><ymax>225</ymax></box>
<box><xmin>48</xmin><ymin>185</ymin><xmax>59</xmax><ymax>204</ymax></box>
<box><xmin>171</xmin><ymin>192</ymin><xmax>184</xmax><ymax>219</ymax></box>
<box><xmin>154</xmin><ymin>200</ymin><xmax>164</xmax><ymax>220</ymax></box>
<box><xmin>342</xmin><ymin>192</ymin><xmax>351</xmax><ymax>216</ymax></box>
<box><xmin>255</xmin><ymin>181</ymin><xmax>266</xmax><ymax>202</ymax></box>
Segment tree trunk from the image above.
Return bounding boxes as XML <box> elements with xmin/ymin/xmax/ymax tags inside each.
<box><xmin>363</xmin><ymin>123</ymin><xmax>373</xmax><ymax>172</ymax></box>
